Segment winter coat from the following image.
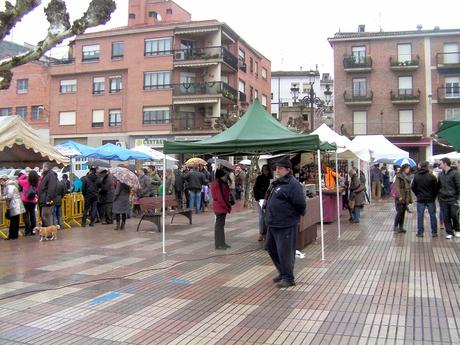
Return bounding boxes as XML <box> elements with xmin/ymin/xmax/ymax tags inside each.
<box><xmin>211</xmin><ymin>179</ymin><xmax>231</xmax><ymax>214</ymax></box>
<box><xmin>411</xmin><ymin>168</ymin><xmax>438</xmax><ymax>203</ymax></box>
<box><xmin>253</xmin><ymin>173</ymin><xmax>271</xmax><ymax>201</ymax></box>
<box><xmin>72</xmin><ymin>178</ymin><xmax>82</xmax><ymax>193</ymax></box>
<box><xmin>395</xmin><ymin>172</ymin><xmax>413</xmax><ymax>204</ymax></box>
<box><xmin>38</xmin><ymin>169</ymin><xmax>58</xmax><ymax>206</ymax></box>
<box><xmin>371</xmin><ymin>167</ymin><xmax>382</xmax><ymax>183</ymax></box>
<box><xmin>325</xmin><ymin>167</ymin><xmax>337</xmax><ymax>188</ymax></box>
<box><xmin>82</xmin><ymin>172</ymin><xmax>98</xmax><ymax>200</ymax></box>
<box><xmin>149</xmin><ymin>172</ymin><xmax>161</xmax><ymax>195</ymax></box>
<box><xmin>349</xmin><ymin>175</ymin><xmax>366</xmax><ymax>207</ymax></box>
<box><xmin>97</xmin><ymin>173</ymin><xmax>115</xmax><ymax>203</ymax></box>
<box><xmin>54</xmin><ymin>181</ymin><xmax>67</xmax><ymax>206</ymax></box>
<box><xmin>113</xmin><ymin>181</ymin><xmax>131</xmax><ymax>214</ymax></box>
<box><xmin>266</xmin><ymin>174</ymin><xmax>306</xmax><ymax>228</ymax></box>
<box><xmin>18</xmin><ymin>175</ymin><xmax>40</xmax><ymax>204</ymax></box>
<box><xmin>438</xmin><ymin>168</ymin><xmax>460</xmax><ymax>203</ymax></box>
<box><xmin>3</xmin><ymin>181</ymin><xmax>25</xmax><ymax>216</ymax></box>
<box><xmin>184</xmin><ymin>170</ymin><xmax>206</xmax><ymax>192</ymax></box>
<box><xmin>138</xmin><ymin>174</ymin><xmax>152</xmax><ymax>198</ymax></box>
<box><xmin>165</xmin><ymin>175</ymin><xmax>175</xmax><ymax>194</ymax></box>
<box><xmin>235</xmin><ymin>171</ymin><xmax>246</xmax><ymax>191</ymax></box>
<box><xmin>174</xmin><ymin>169</ymin><xmax>184</xmax><ymax>192</ymax></box>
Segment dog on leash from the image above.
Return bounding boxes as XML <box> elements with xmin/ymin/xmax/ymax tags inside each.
<box><xmin>33</xmin><ymin>225</ymin><xmax>60</xmax><ymax>241</ymax></box>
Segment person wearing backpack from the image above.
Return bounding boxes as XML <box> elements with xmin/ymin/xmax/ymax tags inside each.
<box><xmin>18</xmin><ymin>170</ymin><xmax>41</xmax><ymax>236</ymax></box>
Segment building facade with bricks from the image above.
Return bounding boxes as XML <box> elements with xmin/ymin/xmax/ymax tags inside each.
<box><xmin>329</xmin><ymin>26</ymin><xmax>460</xmax><ymax>161</ymax></box>
<box><xmin>0</xmin><ymin>0</ymin><xmax>271</xmax><ymax>151</ymax></box>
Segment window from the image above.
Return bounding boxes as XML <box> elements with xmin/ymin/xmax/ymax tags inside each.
<box><xmin>0</xmin><ymin>108</ymin><xmax>12</xmax><ymax>116</ymax></box>
<box><xmin>16</xmin><ymin>106</ymin><xmax>27</xmax><ymax>118</ymax></box>
<box><xmin>238</xmin><ymin>49</ymin><xmax>246</xmax><ymax>71</ymax></box>
<box><xmin>250</xmin><ymin>86</ymin><xmax>254</xmax><ymax>102</ymax></box>
<box><xmin>250</xmin><ymin>57</ymin><xmax>254</xmax><ymax>73</ymax></box>
<box><xmin>144</xmin><ymin>71</ymin><xmax>171</xmax><ymax>90</ymax></box>
<box><xmin>148</xmin><ymin>11</ymin><xmax>158</xmax><ymax>18</ymax></box>
<box><xmin>59</xmin><ymin>111</ymin><xmax>76</xmax><ymax>126</ymax></box>
<box><xmin>31</xmin><ymin>106</ymin><xmax>42</xmax><ymax>120</ymax></box>
<box><xmin>143</xmin><ymin>107</ymin><xmax>170</xmax><ymax>124</ymax></box>
<box><xmin>112</xmin><ymin>41</ymin><xmax>124</xmax><ymax>59</ymax></box>
<box><xmin>254</xmin><ymin>89</ymin><xmax>258</xmax><ymax>100</ymax></box>
<box><xmin>93</xmin><ymin>77</ymin><xmax>105</xmax><ymax>95</ymax></box>
<box><xmin>60</xmin><ymin>79</ymin><xmax>77</xmax><ymax>93</ymax></box>
<box><xmin>352</xmin><ymin>78</ymin><xmax>366</xmax><ymax>96</ymax></box>
<box><xmin>144</xmin><ymin>38</ymin><xmax>172</xmax><ymax>56</ymax></box>
<box><xmin>262</xmin><ymin>68</ymin><xmax>267</xmax><ymax>80</ymax></box>
<box><xmin>166</xmin><ymin>8</ymin><xmax>173</xmax><ymax>14</ymax></box>
<box><xmin>254</xmin><ymin>61</ymin><xmax>259</xmax><ymax>77</ymax></box>
<box><xmin>445</xmin><ymin>108</ymin><xmax>460</xmax><ymax>121</ymax></box>
<box><xmin>352</xmin><ymin>46</ymin><xmax>366</xmax><ymax>63</ymax></box>
<box><xmin>353</xmin><ymin>111</ymin><xmax>367</xmax><ymax>135</ymax></box>
<box><xmin>398</xmin><ymin>76</ymin><xmax>413</xmax><ymax>94</ymax></box>
<box><xmin>92</xmin><ymin>109</ymin><xmax>104</xmax><ymax>128</ymax></box>
<box><xmin>109</xmin><ymin>76</ymin><xmax>122</xmax><ymax>93</ymax></box>
<box><xmin>397</xmin><ymin>43</ymin><xmax>411</xmax><ymax>63</ymax></box>
<box><xmin>443</xmin><ymin>43</ymin><xmax>459</xmax><ymax>64</ymax></box>
<box><xmin>302</xmin><ymin>83</ymin><xmax>310</xmax><ymax>93</ymax></box>
<box><xmin>399</xmin><ymin>110</ymin><xmax>413</xmax><ymax>134</ymax></box>
<box><xmin>16</xmin><ymin>79</ymin><xmax>28</xmax><ymax>94</ymax></box>
<box><xmin>82</xmin><ymin>44</ymin><xmax>100</xmax><ymax>62</ymax></box>
<box><xmin>129</xmin><ymin>13</ymin><xmax>135</xmax><ymax>19</ymax></box>
<box><xmin>262</xmin><ymin>94</ymin><xmax>267</xmax><ymax>107</ymax></box>
<box><xmin>177</xmin><ymin>106</ymin><xmax>195</xmax><ymax>129</ymax></box>
<box><xmin>109</xmin><ymin>109</ymin><xmax>121</xmax><ymax>127</ymax></box>
<box><xmin>445</xmin><ymin>77</ymin><xmax>460</xmax><ymax>98</ymax></box>
<box><xmin>238</xmin><ymin>80</ymin><xmax>245</xmax><ymax>94</ymax></box>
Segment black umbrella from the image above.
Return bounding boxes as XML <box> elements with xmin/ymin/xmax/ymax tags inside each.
<box><xmin>213</xmin><ymin>158</ymin><xmax>235</xmax><ymax>171</ymax></box>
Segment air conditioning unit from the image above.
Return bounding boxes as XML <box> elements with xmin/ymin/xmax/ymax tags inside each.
<box><xmin>175</xmin><ymin>51</ymin><xmax>186</xmax><ymax>60</ymax></box>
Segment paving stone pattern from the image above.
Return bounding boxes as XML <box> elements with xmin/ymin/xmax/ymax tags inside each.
<box><xmin>0</xmin><ymin>202</ymin><xmax>459</xmax><ymax>344</ymax></box>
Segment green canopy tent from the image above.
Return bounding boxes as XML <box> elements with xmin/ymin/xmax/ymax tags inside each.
<box><xmin>163</xmin><ymin>100</ymin><xmax>337</xmax><ymax>260</ymax></box>
<box><xmin>436</xmin><ymin>121</ymin><xmax>460</xmax><ymax>152</ymax></box>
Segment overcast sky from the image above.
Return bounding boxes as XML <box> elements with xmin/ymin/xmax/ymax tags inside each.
<box><xmin>3</xmin><ymin>0</ymin><xmax>460</xmax><ymax>74</ymax></box>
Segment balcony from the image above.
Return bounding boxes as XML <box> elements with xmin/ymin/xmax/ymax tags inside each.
<box><xmin>436</xmin><ymin>53</ymin><xmax>460</xmax><ymax>72</ymax></box>
<box><xmin>48</xmin><ymin>58</ymin><xmax>75</xmax><ymax>65</ymax></box>
<box><xmin>343</xmin><ymin>56</ymin><xmax>372</xmax><ymax>73</ymax></box>
<box><xmin>173</xmin><ymin>46</ymin><xmax>238</xmax><ymax>71</ymax></box>
<box><xmin>340</xmin><ymin>121</ymin><xmax>425</xmax><ymax>137</ymax></box>
<box><xmin>171</xmin><ymin>112</ymin><xmax>213</xmax><ymax>132</ymax></box>
<box><xmin>389</xmin><ymin>56</ymin><xmax>420</xmax><ymax>71</ymax></box>
<box><xmin>437</xmin><ymin>86</ymin><xmax>460</xmax><ymax>104</ymax></box>
<box><xmin>390</xmin><ymin>89</ymin><xmax>421</xmax><ymax>104</ymax></box>
<box><xmin>343</xmin><ymin>91</ymin><xmax>373</xmax><ymax>105</ymax></box>
<box><xmin>172</xmin><ymin>81</ymin><xmax>238</xmax><ymax>104</ymax></box>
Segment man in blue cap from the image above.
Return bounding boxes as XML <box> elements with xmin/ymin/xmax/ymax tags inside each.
<box><xmin>265</xmin><ymin>156</ymin><xmax>306</xmax><ymax>288</ymax></box>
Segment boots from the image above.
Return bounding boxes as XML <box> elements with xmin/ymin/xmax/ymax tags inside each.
<box><xmin>120</xmin><ymin>219</ymin><xmax>126</xmax><ymax>230</ymax></box>
<box><xmin>114</xmin><ymin>220</ymin><xmax>120</xmax><ymax>230</ymax></box>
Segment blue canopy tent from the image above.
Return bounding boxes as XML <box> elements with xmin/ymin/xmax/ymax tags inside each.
<box><xmin>59</xmin><ymin>141</ymin><xmax>97</xmax><ymax>157</ymax></box>
<box><xmin>87</xmin><ymin>143</ymin><xmax>151</xmax><ymax>161</ymax></box>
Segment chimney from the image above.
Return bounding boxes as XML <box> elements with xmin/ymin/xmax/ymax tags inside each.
<box><xmin>416</xmin><ymin>24</ymin><xmax>423</xmax><ymax>31</ymax></box>
<box><xmin>358</xmin><ymin>25</ymin><xmax>365</xmax><ymax>33</ymax></box>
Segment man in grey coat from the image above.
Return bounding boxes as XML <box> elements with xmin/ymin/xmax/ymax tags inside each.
<box><xmin>438</xmin><ymin>158</ymin><xmax>460</xmax><ymax>239</ymax></box>
<box><xmin>137</xmin><ymin>168</ymin><xmax>152</xmax><ymax>198</ymax></box>
<box><xmin>38</xmin><ymin>162</ymin><xmax>58</xmax><ymax>227</ymax></box>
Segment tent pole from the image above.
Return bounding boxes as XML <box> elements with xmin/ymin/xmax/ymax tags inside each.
<box><xmin>335</xmin><ymin>151</ymin><xmax>341</xmax><ymax>239</ymax></box>
<box><xmin>368</xmin><ymin>163</ymin><xmax>372</xmax><ymax>204</ymax></box>
<box><xmin>317</xmin><ymin>149</ymin><xmax>325</xmax><ymax>261</ymax></box>
<box><xmin>162</xmin><ymin>157</ymin><xmax>166</xmax><ymax>254</ymax></box>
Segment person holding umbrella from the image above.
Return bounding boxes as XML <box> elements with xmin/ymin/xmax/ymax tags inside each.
<box><xmin>393</xmin><ymin>163</ymin><xmax>413</xmax><ymax>233</ymax></box>
<box><xmin>111</xmin><ymin>166</ymin><xmax>140</xmax><ymax>230</ymax></box>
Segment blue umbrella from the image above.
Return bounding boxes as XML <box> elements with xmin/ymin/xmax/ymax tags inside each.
<box><xmin>59</xmin><ymin>141</ymin><xmax>97</xmax><ymax>157</ymax></box>
<box><xmin>88</xmin><ymin>143</ymin><xmax>151</xmax><ymax>161</ymax></box>
<box><xmin>394</xmin><ymin>157</ymin><xmax>417</xmax><ymax>167</ymax></box>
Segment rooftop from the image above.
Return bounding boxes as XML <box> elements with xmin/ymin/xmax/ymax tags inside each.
<box><xmin>272</xmin><ymin>70</ymin><xmax>321</xmax><ymax>77</ymax></box>
<box><xmin>0</xmin><ymin>41</ymin><xmax>29</xmax><ymax>60</ymax></box>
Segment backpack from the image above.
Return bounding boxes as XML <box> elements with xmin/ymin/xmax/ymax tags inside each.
<box><xmin>26</xmin><ymin>185</ymin><xmax>36</xmax><ymax>199</ymax></box>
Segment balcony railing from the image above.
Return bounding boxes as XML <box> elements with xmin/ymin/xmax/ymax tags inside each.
<box><xmin>390</xmin><ymin>88</ymin><xmax>421</xmax><ymax>104</ymax></box>
<box><xmin>340</xmin><ymin>121</ymin><xmax>425</xmax><ymax>137</ymax></box>
<box><xmin>343</xmin><ymin>55</ymin><xmax>372</xmax><ymax>71</ymax></box>
<box><xmin>436</xmin><ymin>52</ymin><xmax>460</xmax><ymax>69</ymax></box>
<box><xmin>48</xmin><ymin>57</ymin><xmax>75</xmax><ymax>65</ymax></box>
<box><xmin>171</xmin><ymin>113</ymin><xmax>213</xmax><ymax>131</ymax></box>
<box><xmin>437</xmin><ymin>86</ymin><xmax>460</xmax><ymax>103</ymax></box>
<box><xmin>173</xmin><ymin>46</ymin><xmax>238</xmax><ymax>70</ymax></box>
<box><xmin>389</xmin><ymin>56</ymin><xmax>420</xmax><ymax>70</ymax></box>
<box><xmin>171</xmin><ymin>81</ymin><xmax>238</xmax><ymax>102</ymax></box>
<box><xmin>343</xmin><ymin>90</ymin><xmax>373</xmax><ymax>105</ymax></box>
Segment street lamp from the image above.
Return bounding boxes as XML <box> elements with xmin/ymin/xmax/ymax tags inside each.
<box><xmin>290</xmin><ymin>85</ymin><xmax>300</xmax><ymax>104</ymax></box>
<box><xmin>299</xmin><ymin>70</ymin><xmax>325</xmax><ymax>131</ymax></box>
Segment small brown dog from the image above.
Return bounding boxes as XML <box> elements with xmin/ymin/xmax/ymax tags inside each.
<box><xmin>33</xmin><ymin>225</ymin><xmax>60</xmax><ymax>241</ymax></box>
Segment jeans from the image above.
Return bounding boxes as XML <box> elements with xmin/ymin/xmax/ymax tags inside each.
<box><xmin>23</xmin><ymin>202</ymin><xmax>37</xmax><ymax>235</ymax></box>
<box><xmin>40</xmin><ymin>206</ymin><xmax>53</xmax><ymax>227</ymax></box>
<box><xmin>255</xmin><ymin>201</ymin><xmax>265</xmax><ymax>234</ymax></box>
<box><xmin>416</xmin><ymin>201</ymin><xmax>438</xmax><ymax>234</ymax></box>
<box><xmin>394</xmin><ymin>203</ymin><xmax>407</xmax><ymax>229</ymax></box>
<box><xmin>265</xmin><ymin>225</ymin><xmax>297</xmax><ymax>284</ymax></box>
<box><xmin>189</xmin><ymin>190</ymin><xmax>202</xmax><ymax>213</ymax></box>
<box><xmin>352</xmin><ymin>206</ymin><xmax>361</xmax><ymax>223</ymax></box>
<box><xmin>214</xmin><ymin>212</ymin><xmax>227</xmax><ymax>247</ymax></box>
<box><xmin>439</xmin><ymin>200</ymin><xmax>459</xmax><ymax>235</ymax></box>
<box><xmin>175</xmin><ymin>190</ymin><xmax>183</xmax><ymax>209</ymax></box>
<box><xmin>372</xmin><ymin>181</ymin><xmax>381</xmax><ymax>199</ymax></box>
<box><xmin>8</xmin><ymin>215</ymin><xmax>20</xmax><ymax>239</ymax></box>
<box><xmin>52</xmin><ymin>205</ymin><xmax>62</xmax><ymax>227</ymax></box>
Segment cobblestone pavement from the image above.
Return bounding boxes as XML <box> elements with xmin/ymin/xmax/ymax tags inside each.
<box><xmin>0</xmin><ymin>201</ymin><xmax>459</xmax><ymax>345</ymax></box>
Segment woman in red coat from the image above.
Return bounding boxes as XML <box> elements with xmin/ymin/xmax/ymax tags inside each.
<box><xmin>211</xmin><ymin>169</ymin><xmax>232</xmax><ymax>249</ymax></box>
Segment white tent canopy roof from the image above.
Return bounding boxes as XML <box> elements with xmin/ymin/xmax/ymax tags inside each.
<box><xmin>429</xmin><ymin>151</ymin><xmax>460</xmax><ymax>162</ymax></box>
<box><xmin>131</xmin><ymin>145</ymin><xmax>177</xmax><ymax>162</ymax></box>
<box><xmin>352</xmin><ymin>135</ymin><xmax>409</xmax><ymax>162</ymax></box>
<box><xmin>312</xmin><ymin>124</ymin><xmax>370</xmax><ymax>161</ymax></box>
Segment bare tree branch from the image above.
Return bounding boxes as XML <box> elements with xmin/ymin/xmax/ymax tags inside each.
<box><xmin>0</xmin><ymin>0</ymin><xmax>116</xmax><ymax>89</ymax></box>
<box><xmin>0</xmin><ymin>0</ymin><xmax>41</xmax><ymax>42</ymax></box>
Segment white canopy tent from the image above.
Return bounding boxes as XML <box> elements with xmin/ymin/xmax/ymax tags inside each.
<box><xmin>352</xmin><ymin>135</ymin><xmax>409</xmax><ymax>162</ymax></box>
<box><xmin>429</xmin><ymin>151</ymin><xmax>460</xmax><ymax>163</ymax></box>
<box><xmin>131</xmin><ymin>145</ymin><xmax>177</xmax><ymax>162</ymax></box>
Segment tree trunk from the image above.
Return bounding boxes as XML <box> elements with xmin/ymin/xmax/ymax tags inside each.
<box><xmin>244</xmin><ymin>155</ymin><xmax>259</xmax><ymax>209</ymax></box>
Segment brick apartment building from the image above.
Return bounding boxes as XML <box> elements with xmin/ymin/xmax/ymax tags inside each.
<box><xmin>0</xmin><ymin>0</ymin><xmax>271</xmax><ymax>151</ymax></box>
<box><xmin>329</xmin><ymin>26</ymin><xmax>460</xmax><ymax>161</ymax></box>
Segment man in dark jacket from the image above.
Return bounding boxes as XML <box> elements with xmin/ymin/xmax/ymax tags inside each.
<box><xmin>81</xmin><ymin>167</ymin><xmax>98</xmax><ymax>227</ymax></box>
<box><xmin>137</xmin><ymin>168</ymin><xmax>152</xmax><ymax>198</ymax></box>
<box><xmin>97</xmin><ymin>168</ymin><xmax>114</xmax><ymax>224</ymax></box>
<box><xmin>253</xmin><ymin>164</ymin><xmax>272</xmax><ymax>241</ymax></box>
<box><xmin>371</xmin><ymin>164</ymin><xmax>382</xmax><ymax>200</ymax></box>
<box><xmin>265</xmin><ymin>156</ymin><xmax>306</xmax><ymax>288</ymax></box>
<box><xmin>173</xmin><ymin>166</ymin><xmax>184</xmax><ymax>209</ymax></box>
<box><xmin>412</xmin><ymin>162</ymin><xmax>439</xmax><ymax>237</ymax></box>
<box><xmin>438</xmin><ymin>158</ymin><xmax>460</xmax><ymax>239</ymax></box>
<box><xmin>52</xmin><ymin>178</ymin><xmax>67</xmax><ymax>228</ymax></box>
<box><xmin>184</xmin><ymin>166</ymin><xmax>207</xmax><ymax>214</ymax></box>
<box><xmin>38</xmin><ymin>162</ymin><xmax>58</xmax><ymax>227</ymax></box>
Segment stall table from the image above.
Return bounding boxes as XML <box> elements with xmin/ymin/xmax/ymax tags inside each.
<box><xmin>297</xmin><ymin>196</ymin><xmax>320</xmax><ymax>250</ymax></box>
<box><xmin>322</xmin><ymin>188</ymin><xmax>343</xmax><ymax>223</ymax></box>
